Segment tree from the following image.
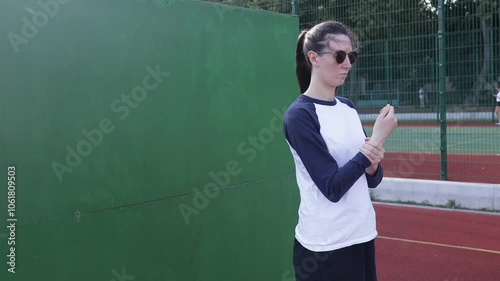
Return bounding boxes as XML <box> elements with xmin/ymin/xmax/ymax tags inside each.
<box><xmin>422</xmin><ymin>0</ymin><xmax>499</xmax><ymax>105</ymax></box>
<box><xmin>470</xmin><ymin>0</ymin><xmax>498</xmax><ymax>104</ymax></box>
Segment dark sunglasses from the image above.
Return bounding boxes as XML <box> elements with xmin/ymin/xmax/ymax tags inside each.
<box><xmin>318</xmin><ymin>50</ymin><xmax>359</xmax><ymax>64</ymax></box>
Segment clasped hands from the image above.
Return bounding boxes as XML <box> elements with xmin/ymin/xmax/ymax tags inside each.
<box><xmin>360</xmin><ymin>104</ymin><xmax>398</xmax><ymax>171</ymax></box>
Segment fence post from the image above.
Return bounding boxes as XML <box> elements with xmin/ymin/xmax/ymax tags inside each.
<box><xmin>438</xmin><ymin>0</ymin><xmax>448</xmax><ymax>180</ymax></box>
<box><xmin>490</xmin><ymin>27</ymin><xmax>495</xmax><ymax>123</ymax></box>
<box><xmin>384</xmin><ymin>40</ymin><xmax>391</xmax><ymax>102</ymax></box>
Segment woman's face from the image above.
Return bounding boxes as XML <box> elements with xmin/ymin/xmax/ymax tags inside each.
<box><xmin>315</xmin><ymin>34</ymin><xmax>354</xmax><ymax>88</ymax></box>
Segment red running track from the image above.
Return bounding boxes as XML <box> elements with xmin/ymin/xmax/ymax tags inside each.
<box><xmin>374</xmin><ymin>203</ymin><xmax>500</xmax><ymax>281</ymax></box>
<box><xmin>382</xmin><ymin>152</ymin><xmax>500</xmax><ymax>184</ymax></box>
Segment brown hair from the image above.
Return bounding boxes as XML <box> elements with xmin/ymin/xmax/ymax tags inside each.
<box><xmin>295</xmin><ymin>21</ymin><xmax>359</xmax><ymax>93</ymax></box>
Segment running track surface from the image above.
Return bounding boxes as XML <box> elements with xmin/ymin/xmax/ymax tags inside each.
<box><xmin>383</xmin><ymin>152</ymin><xmax>499</xmax><ymax>184</ymax></box>
<box><xmin>374</xmin><ymin>203</ymin><xmax>500</xmax><ymax>281</ymax></box>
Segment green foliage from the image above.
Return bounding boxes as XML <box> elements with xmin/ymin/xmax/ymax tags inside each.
<box><xmin>477</xmin><ymin>0</ymin><xmax>499</xmax><ymax>20</ymax></box>
<box><xmin>445</xmin><ymin>199</ymin><xmax>463</xmax><ymax>209</ymax></box>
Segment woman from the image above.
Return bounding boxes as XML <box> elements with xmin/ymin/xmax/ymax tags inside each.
<box><xmin>283</xmin><ymin>21</ymin><xmax>397</xmax><ymax>281</ymax></box>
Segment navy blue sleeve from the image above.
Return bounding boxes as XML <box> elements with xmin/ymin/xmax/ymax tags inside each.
<box><xmin>365</xmin><ymin>165</ymin><xmax>383</xmax><ymax>188</ymax></box>
<box><xmin>284</xmin><ymin>107</ymin><xmax>373</xmax><ymax>203</ymax></box>
<box><xmin>338</xmin><ymin>96</ymin><xmax>384</xmax><ymax>189</ymax></box>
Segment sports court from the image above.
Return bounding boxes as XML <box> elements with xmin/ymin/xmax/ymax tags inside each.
<box><xmin>364</xmin><ymin>120</ymin><xmax>500</xmax><ymax>184</ymax></box>
<box><xmin>375</xmin><ymin>203</ymin><xmax>500</xmax><ymax>281</ymax></box>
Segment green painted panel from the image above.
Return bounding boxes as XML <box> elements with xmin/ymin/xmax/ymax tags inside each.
<box><xmin>1</xmin><ymin>176</ymin><xmax>299</xmax><ymax>280</ymax></box>
<box><xmin>1</xmin><ymin>0</ymin><xmax>298</xmax><ymax>219</ymax></box>
<box><xmin>0</xmin><ymin>0</ymin><xmax>300</xmax><ymax>279</ymax></box>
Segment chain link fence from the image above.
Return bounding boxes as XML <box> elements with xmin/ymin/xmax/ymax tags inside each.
<box><xmin>204</xmin><ymin>0</ymin><xmax>500</xmax><ymax>183</ymax></box>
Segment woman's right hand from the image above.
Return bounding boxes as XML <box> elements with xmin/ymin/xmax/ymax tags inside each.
<box><xmin>360</xmin><ymin>140</ymin><xmax>385</xmax><ymax>165</ymax></box>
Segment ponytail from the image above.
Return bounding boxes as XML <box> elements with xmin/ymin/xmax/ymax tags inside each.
<box><xmin>295</xmin><ymin>30</ymin><xmax>311</xmax><ymax>94</ymax></box>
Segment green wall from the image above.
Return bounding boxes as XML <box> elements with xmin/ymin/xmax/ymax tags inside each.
<box><xmin>0</xmin><ymin>0</ymin><xmax>300</xmax><ymax>280</ymax></box>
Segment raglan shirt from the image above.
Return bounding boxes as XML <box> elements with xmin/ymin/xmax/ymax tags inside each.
<box><xmin>283</xmin><ymin>94</ymin><xmax>384</xmax><ymax>252</ymax></box>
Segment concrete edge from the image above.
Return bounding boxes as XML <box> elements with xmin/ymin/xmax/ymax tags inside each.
<box><xmin>371</xmin><ymin>177</ymin><xmax>500</xmax><ymax>211</ymax></box>
<box><xmin>373</xmin><ymin>202</ymin><xmax>500</xmax><ymax>216</ymax></box>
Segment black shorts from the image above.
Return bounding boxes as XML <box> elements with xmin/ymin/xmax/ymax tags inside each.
<box><xmin>293</xmin><ymin>239</ymin><xmax>377</xmax><ymax>281</ymax></box>
<box><xmin>497</xmin><ymin>102</ymin><xmax>500</xmax><ymax>106</ymax></box>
